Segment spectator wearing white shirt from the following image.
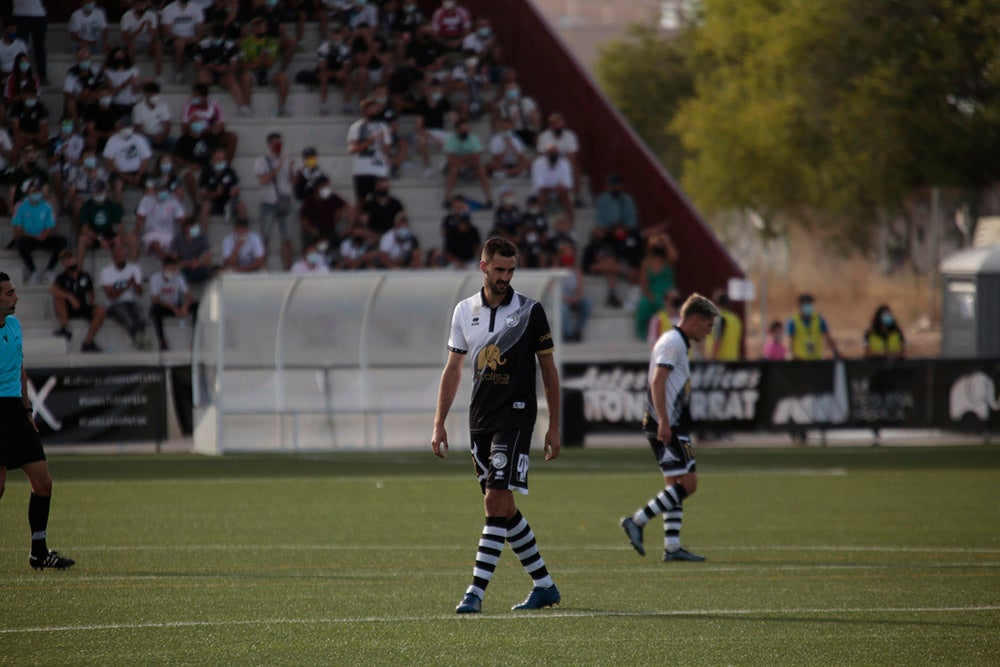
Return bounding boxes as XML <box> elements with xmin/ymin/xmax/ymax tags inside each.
<box><xmin>149</xmin><ymin>256</ymin><xmax>194</xmax><ymax>350</ymax></box>
<box><xmin>120</xmin><ymin>0</ymin><xmax>164</xmax><ymax>80</ymax></box>
<box><xmin>531</xmin><ymin>141</ymin><xmax>574</xmax><ymax>225</ymax></box>
<box><xmin>0</xmin><ymin>20</ymin><xmax>29</xmax><ymax>78</ymax></box>
<box><xmin>11</xmin><ymin>1</ymin><xmax>48</xmax><ymax>84</ymax></box>
<box><xmin>290</xmin><ymin>241</ymin><xmax>332</xmax><ymax>275</ymax></box>
<box><xmin>99</xmin><ymin>242</ymin><xmax>150</xmax><ymax>349</ymax></box>
<box><xmin>536</xmin><ymin>112</ymin><xmax>584</xmax><ymax>206</ymax></box>
<box><xmin>222</xmin><ymin>216</ymin><xmax>266</xmax><ymax>273</ymax></box>
<box><xmin>252</xmin><ymin>132</ymin><xmax>295</xmax><ymax>271</ymax></box>
<box><xmin>68</xmin><ymin>0</ymin><xmax>108</xmax><ymax>55</ymax></box>
<box><xmin>160</xmin><ymin>0</ymin><xmax>206</xmax><ymax>83</ymax></box>
<box><xmin>104</xmin><ymin>46</ymin><xmax>141</xmax><ymax>121</ymax></box>
<box><xmin>460</xmin><ymin>17</ymin><xmax>494</xmax><ymax>56</ymax></box>
<box><xmin>494</xmin><ymin>79</ymin><xmax>541</xmax><ymax>148</ymax></box>
<box><xmin>102</xmin><ymin>118</ymin><xmax>152</xmax><ymax>202</ymax></box>
<box><xmin>347</xmin><ymin>98</ymin><xmax>392</xmax><ymax>218</ymax></box>
<box><xmin>377</xmin><ymin>211</ymin><xmax>422</xmax><ymax>269</ymax></box>
<box><xmin>486</xmin><ymin>117</ymin><xmax>530</xmax><ymax>178</ymax></box>
<box><xmin>132</xmin><ymin>81</ymin><xmax>172</xmax><ymax>150</ymax></box>
<box><xmin>135</xmin><ymin>179</ymin><xmax>185</xmax><ymax>260</ymax></box>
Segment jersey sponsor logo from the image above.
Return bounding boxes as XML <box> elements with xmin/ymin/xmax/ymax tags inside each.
<box><xmin>476</xmin><ymin>344</ymin><xmax>506</xmax><ymax>371</ymax></box>
<box><xmin>539</xmin><ymin>332</ymin><xmax>552</xmax><ymax>343</ymax></box>
<box><xmin>513</xmin><ymin>401</ymin><xmax>525</xmax><ymax>409</ymax></box>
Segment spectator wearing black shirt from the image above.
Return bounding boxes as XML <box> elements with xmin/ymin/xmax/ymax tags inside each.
<box><xmin>393</xmin><ymin>0</ymin><xmax>426</xmax><ymax>48</ymax></box>
<box><xmin>197</xmin><ymin>147</ymin><xmax>246</xmax><ymax>225</ymax></box>
<box><xmin>299</xmin><ymin>175</ymin><xmax>349</xmax><ymax>250</ymax></box>
<box><xmin>415</xmin><ymin>80</ymin><xmax>454</xmax><ymax>176</ymax></box>
<box><xmin>204</xmin><ymin>0</ymin><xmax>247</xmax><ymax>42</ymax></box>
<box><xmin>519</xmin><ymin>194</ymin><xmax>552</xmax><ymax>269</ymax></box>
<box><xmin>7</xmin><ymin>144</ymin><xmax>49</xmax><ymax>208</ymax></box>
<box><xmin>173</xmin><ymin>118</ymin><xmax>220</xmax><ymax>201</ymax></box>
<box><xmin>76</xmin><ymin>179</ymin><xmax>126</xmax><ymax>266</ymax></box>
<box><xmin>195</xmin><ymin>23</ymin><xmax>246</xmax><ymax>113</ymax></box>
<box><xmin>293</xmin><ymin>146</ymin><xmax>329</xmax><ymax>202</ymax></box>
<box><xmin>405</xmin><ymin>25</ymin><xmax>444</xmax><ymax>69</ymax></box>
<box><xmin>50</xmin><ymin>250</ymin><xmax>105</xmax><ymax>352</ymax></box>
<box><xmin>253</xmin><ymin>0</ymin><xmax>295</xmax><ymax>70</ymax></box>
<box><xmin>344</xmin><ymin>22</ymin><xmax>390</xmax><ymax>115</ymax></box>
<box><xmin>83</xmin><ymin>83</ymin><xmax>117</xmax><ymax>152</ymax></box>
<box><xmin>362</xmin><ymin>177</ymin><xmax>405</xmax><ymax>235</ymax></box>
<box><xmin>62</xmin><ymin>47</ymin><xmax>107</xmax><ymax>122</ymax></box>
<box><xmin>582</xmin><ymin>224</ymin><xmax>643</xmax><ymax>308</ymax></box>
<box><xmin>490</xmin><ymin>188</ymin><xmax>521</xmax><ymax>242</ymax></box>
<box><xmin>441</xmin><ymin>196</ymin><xmax>482</xmax><ymax>269</ymax></box>
<box><xmin>168</xmin><ymin>218</ymin><xmax>214</xmax><ymax>289</ymax></box>
<box><xmin>317</xmin><ymin>23</ymin><xmax>352</xmax><ymax>116</ymax></box>
<box><xmin>9</xmin><ymin>84</ymin><xmax>48</xmax><ymax>155</ymax></box>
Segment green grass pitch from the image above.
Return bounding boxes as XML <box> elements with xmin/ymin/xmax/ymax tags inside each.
<box><xmin>1</xmin><ymin>444</ymin><xmax>998</xmax><ymax>665</ymax></box>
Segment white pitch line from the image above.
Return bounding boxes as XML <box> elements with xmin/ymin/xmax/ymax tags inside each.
<box><xmin>3</xmin><ymin>606</ymin><xmax>999</xmax><ymax>636</ymax></box>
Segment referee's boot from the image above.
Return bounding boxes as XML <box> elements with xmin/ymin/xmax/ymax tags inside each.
<box><xmin>30</xmin><ymin>550</ymin><xmax>76</xmax><ymax>571</ymax></box>
<box><xmin>662</xmin><ymin>547</ymin><xmax>705</xmax><ymax>562</ymax></box>
<box><xmin>511</xmin><ymin>584</ymin><xmax>560</xmax><ymax>610</ymax></box>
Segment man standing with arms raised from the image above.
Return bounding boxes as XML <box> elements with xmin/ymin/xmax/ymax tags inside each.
<box><xmin>432</xmin><ymin>236</ymin><xmax>562</xmax><ymax>614</ymax></box>
<box><xmin>0</xmin><ymin>272</ymin><xmax>74</xmax><ymax>570</ymax></box>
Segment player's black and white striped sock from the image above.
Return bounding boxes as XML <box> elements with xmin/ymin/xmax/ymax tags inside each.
<box><xmin>465</xmin><ymin>516</ymin><xmax>506</xmax><ymax>599</ymax></box>
<box><xmin>663</xmin><ymin>508</ymin><xmax>683</xmax><ymax>553</ymax></box>
<box><xmin>507</xmin><ymin>511</ymin><xmax>554</xmax><ymax>589</ymax></box>
<box><xmin>632</xmin><ymin>483</ymin><xmax>687</xmax><ymax>527</ymax></box>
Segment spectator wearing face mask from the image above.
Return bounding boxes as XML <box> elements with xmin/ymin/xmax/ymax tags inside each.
<box><xmin>595</xmin><ymin>171</ymin><xmax>638</xmax><ymax>228</ymax></box>
<box><xmin>179</xmin><ymin>82</ymin><xmax>238</xmax><ymax>161</ymax></box>
<box><xmin>62</xmin><ymin>47</ymin><xmax>107</xmax><ymax>122</ymax></box>
<box><xmin>536</xmin><ymin>112</ymin><xmax>584</xmax><ymax>207</ymax></box>
<box><xmin>161</xmin><ymin>0</ymin><xmax>207</xmax><ymax>84</ymax></box>
<box><xmin>441</xmin><ymin>195</ymin><xmax>481</xmax><ymax>269</ymax></box>
<box><xmin>431</xmin><ymin>0</ymin><xmax>472</xmax><ymax>52</ymax></box>
<box><xmin>195</xmin><ymin>21</ymin><xmax>246</xmax><ymax>114</ymax></box>
<box><xmin>293</xmin><ymin>146</ymin><xmax>329</xmax><ymax>202</ymax></box>
<box><xmin>47</xmin><ymin>116</ymin><xmax>84</xmax><ymax>210</ymax></box>
<box><xmin>634</xmin><ymin>233</ymin><xmax>679</xmax><ymax>340</ymax></box>
<box><xmin>486</xmin><ymin>117</ymin><xmax>530</xmax><ymax>179</ymax></box>
<box><xmin>290</xmin><ymin>241</ymin><xmax>332</xmax><ymax>275</ymax></box>
<box><xmin>68</xmin><ymin>0</ymin><xmax>109</xmax><ymax>55</ymax></box>
<box><xmin>8</xmin><ymin>83</ymin><xmax>48</xmax><ymax>155</ymax></box>
<box><xmin>221</xmin><ymin>216</ymin><xmax>266</xmax><ymax>273</ymax></box>
<box><xmin>102</xmin><ymin>117</ymin><xmax>152</xmax><ymax>202</ymax></box>
<box><xmin>443</xmin><ymin>118</ymin><xmax>493</xmax><ymax>208</ymax></box>
<box><xmin>8</xmin><ymin>143</ymin><xmax>49</xmax><ymax>208</ymax></box>
<box><xmin>415</xmin><ymin>80</ymin><xmax>455</xmax><ymax>178</ymax></box>
<box><xmin>347</xmin><ymin>97</ymin><xmax>393</xmax><ymax>217</ymax></box>
<box><xmin>552</xmin><ymin>240</ymin><xmax>590</xmax><ymax>343</ymax></box>
<box><xmin>0</xmin><ymin>19</ymin><xmax>30</xmax><ymax>81</ymax></box>
<box><xmin>378</xmin><ymin>211</ymin><xmax>422</xmax><ymax>269</ymax></box>
<box><xmin>132</xmin><ymin>82</ymin><xmax>173</xmax><ymax>151</ymax></box>
<box><xmin>197</xmin><ymin>147</ymin><xmax>245</xmax><ymax>225</ymax></box>
<box><xmin>120</xmin><ymin>0</ymin><xmax>164</xmax><ymax>80</ymax></box>
<box><xmin>100</xmin><ymin>241</ymin><xmax>150</xmax><ymax>350</ymax></box>
<box><xmin>50</xmin><ymin>250</ymin><xmax>105</xmax><ymax>352</ymax></box>
<box><xmin>76</xmin><ymin>179</ymin><xmax>126</xmax><ymax>266</ymax></box>
<box><xmin>299</xmin><ymin>175</ymin><xmax>350</xmax><ymax>250</ymax></box>
<box><xmin>648</xmin><ymin>288</ymin><xmax>685</xmax><ymax>346</ymax></box>
<box><xmin>149</xmin><ymin>256</ymin><xmax>196</xmax><ymax>351</ymax></box>
<box><xmin>362</xmin><ymin>177</ymin><xmax>404</xmax><ymax>234</ymax></box>
<box><xmin>83</xmin><ymin>82</ymin><xmax>117</xmax><ymax>151</ymax></box>
<box><xmin>11</xmin><ymin>179</ymin><xmax>67</xmax><ymax>285</ymax></box>
<box><xmin>449</xmin><ymin>51</ymin><xmax>488</xmax><ymax>120</ymax></box>
<box><xmin>494</xmin><ymin>77</ymin><xmax>540</xmax><ymax>148</ymax></box>
<box><xmin>65</xmin><ymin>147</ymin><xmax>107</xmax><ymax>222</ymax></box>
<box><xmin>104</xmin><ymin>46</ymin><xmax>140</xmax><ymax>122</ymax></box>
<box><xmin>489</xmin><ymin>187</ymin><xmax>521</xmax><ymax>242</ymax></box>
<box><xmin>787</xmin><ymin>293</ymin><xmax>840</xmax><ymax>361</ymax></box>
<box><xmin>337</xmin><ymin>221</ymin><xmax>380</xmax><ymax>270</ymax></box>
<box><xmin>5</xmin><ymin>52</ymin><xmax>41</xmax><ymax>107</ymax></box>
<box><xmin>461</xmin><ymin>17</ymin><xmax>494</xmax><ymax>56</ymax></box>
<box><xmin>530</xmin><ymin>141</ymin><xmax>574</xmax><ymax>225</ymax></box>
<box><xmin>135</xmin><ymin>178</ymin><xmax>186</xmax><ymax>260</ymax></box>
<box><xmin>864</xmin><ymin>304</ymin><xmax>905</xmax><ymax>361</ymax></box>
<box><xmin>168</xmin><ymin>218</ymin><xmax>214</xmax><ymax>288</ymax></box>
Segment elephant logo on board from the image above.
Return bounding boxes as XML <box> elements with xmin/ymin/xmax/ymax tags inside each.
<box><xmin>949</xmin><ymin>372</ymin><xmax>1000</xmax><ymax>423</ymax></box>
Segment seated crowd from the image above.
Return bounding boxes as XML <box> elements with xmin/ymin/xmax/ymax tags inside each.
<box><xmin>3</xmin><ymin>0</ymin><xmax>669</xmax><ymax>352</ymax></box>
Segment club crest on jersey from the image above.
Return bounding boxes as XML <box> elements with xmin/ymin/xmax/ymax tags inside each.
<box><xmin>505</xmin><ymin>313</ymin><xmax>519</xmax><ymax>327</ymax></box>
<box><xmin>477</xmin><ymin>344</ymin><xmax>507</xmax><ymax>371</ymax></box>
<box><xmin>491</xmin><ymin>452</ymin><xmax>508</xmax><ymax>469</ymax></box>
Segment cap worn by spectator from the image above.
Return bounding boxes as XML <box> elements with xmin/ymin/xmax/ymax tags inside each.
<box><xmin>302</xmin><ymin>146</ymin><xmax>317</xmax><ymax>158</ymax></box>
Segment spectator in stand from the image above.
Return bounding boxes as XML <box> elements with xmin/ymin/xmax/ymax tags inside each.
<box><xmin>46</xmin><ymin>116</ymin><xmax>84</xmax><ymax>211</ymax></box>
<box><xmin>197</xmin><ymin>147</ymin><xmax>245</xmax><ymax>225</ymax></box>
<box><xmin>345</xmin><ymin>0</ymin><xmax>379</xmax><ymax>30</ymax></box>
<box><xmin>62</xmin><ymin>48</ymin><xmax>105</xmax><ymax>123</ymax></box>
<box><xmin>489</xmin><ymin>187</ymin><xmax>521</xmax><ymax>241</ymax></box>
<box><xmin>415</xmin><ymin>80</ymin><xmax>455</xmax><ymax>177</ymax></box>
<box><xmin>135</xmin><ymin>178</ymin><xmax>186</xmax><ymax>260</ymax></box>
<box><xmin>372</xmin><ymin>81</ymin><xmax>409</xmax><ymax>176</ymax></box>
<box><xmin>362</xmin><ymin>177</ymin><xmax>404</xmax><ymax>235</ymax></box>
<box><xmin>75</xmin><ymin>179</ymin><xmax>126</xmax><ymax>266</ymax></box>
<box><xmin>84</xmin><ymin>83</ymin><xmax>118</xmax><ymax>151</ymax></box>
<box><xmin>120</xmin><ymin>0</ymin><xmax>164</xmax><ymax>81</ymax></box>
<box><xmin>104</xmin><ymin>46</ymin><xmax>140</xmax><ymax>122</ymax></box>
<box><xmin>205</xmin><ymin>0</ymin><xmax>247</xmax><ymax>42</ymax></box>
<box><xmin>405</xmin><ymin>23</ymin><xmax>444</xmax><ymax>70</ymax></box>
<box><xmin>347</xmin><ymin>97</ymin><xmax>393</xmax><ymax>217</ymax></box>
<box><xmin>531</xmin><ymin>141</ymin><xmax>574</xmax><ymax>225</ymax></box>
<box><xmin>68</xmin><ymin>0</ymin><xmax>109</xmax><ymax>55</ymax></box>
<box><xmin>290</xmin><ymin>241</ymin><xmax>332</xmax><ymax>275</ymax></box>
<box><xmin>293</xmin><ymin>147</ymin><xmax>329</xmax><ymax>203</ymax></box>
<box><xmin>462</xmin><ymin>17</ymin><xmax>495</xmax><ymax>56</ymax></box>
<box><xmin>519</xmin><ymin>198</ymin><xmax>553</xmax><ymax>269</ymax></box>
<box><xmin>196</xmin><ymin>22</ymin><xmax>246</xmax><ymax>114</ymax></box>
<box><xmin>647</xmin><ymin>288</ymin><xmax>684</xmax><ymax>346</ymax></box>
<box><xmin>443</xmin><ymin>118</ymin><xmax>494</xmax><ymax>208</ymax></box>
<box><xmin>494</xmin><ymin>78</ymin><xmax>541</xmax><ymax>148</ymax></box>
<box><xmin>582</xmin><ymin>226</ymin><xmax>628</xmax><ymax>308</ymax></box>
<box><xmin>161</xmin><ymin>0</ymin><xmax>206</xmax><ymax>83</ymax></box>
<box><xmin>222</xmin><ymin>216</ymin><xmax>266</xmax><ymax>273</ymax></box>
<box><xmin>536</xmin><ymin>112</ymin><xmax>584</xmax><ymax>207</ymax></box>
<box><xmin>547</xmin><ymin>206</ymin><xmax>578</xmax><ymax>251</ymax></box>
<box><xmin>65</xmin><ymin>147</ymin><xmax>107</xmax><ymax>223</ymax></box>
<box><xmin>299</xmin><ymin>176</ymin><xmax>350</xmax><ymax>250</ymax></box>
<box><xmin>441</xmin><ymin>195</ymin><xmax>481</xmax><ymax>269</ymax></box>
<box><xmin>102</xmin><ymin>117</ymin><xmax>152</xmax><ymax>202</ymax></box>
<box><xmin>149</xmin><ymin>256</ymin><xmax>195</xmax><ymax>351</ymax></box>
<box><xmin>431</xmin><ymin>0</ymin><xmax>472</xmax><ymax>52</ymax></box>
<box><xmin>486</xmin><ymin>117</ymin><xmax>530</xmax><ymax>179</ymax></box>
<box><xmin>132</xmin><ymin>82</ymin><xmax>173</xmax><ymax>152</ymax></box>
<box><xmin>11</xmin><ymin>179</ymin><xmax>66</xmax><ymax>284</ymax></box>
<box><xmin>169</xmin><ymin>218</ymin><xmax>214</xmax><ymax>290</ymax></box>
<box><xmin>378</xmin><ymin>211</ymin><xmax>422</xmax><ymax>269</ymax></box>
<box><xmin>5</xmin><ymin>53</ymin><xmax>41</xmax><ymax>107</ymax></box>
<box><xmin>12</xmin><ymin>3</ymin><xmax>47</xmax><ymax>85</ymax></box>
<box><xmin>100</xmin><ymin>242</ymin><xmax>149</xmax><ymax>350</ymax></box>
<box><xmin>343</xmin><ymin>21</ymin><xmax>390</xmax><ymax>115</ymax></box>
<box><xmin>316</xmin><ymin>23</ymin><xmax>352</xmax><ymax>116</ymax></box>
<box><xmin>9</xmin><ymin>83</ymin><xmax>48</xmax><ymax>156</ymax></box>
<box><xmin>253</xmin><ymin>132</ymin><xmax>295</xmax><ymax>271</ymax></box>
<box><xmin>337</xmin><ymin>220</ymin><xmax>379</xmax><ymax>269</ymax></box>
<box><xmin>863</xmin><ymin>304</ymin><xmax>906</xmax><ymax>361</ymax></box>
<box><xmin>392</xmin><ymin>0</ymin><xmax>425</xmax><ymax>54</ymax></box>
<box><xmin>449</xmin><ymin>52</ymin><xmax>488</xmax><ymax>120</ymax></box>
<box><xmin>553</xmin><ymin>239</ymin><xmax>590</xmax><ymax>343</ymax></box>
<box><xmin>8</xmin><ymin>144</ymin><xmax>50</xmax><ymax>209</ymax></box>
<box><xmin>634</xmin><ymin>233</ymin><xmax>679</xmax><ymax>340</ymax></box>
<box><xmin>180</xmin><ymin>82</ymin><xmax>237</xmax><ymax>160</ymax></box>
<box><xmin>239</xmin><ymin>16</ymin><xmax>290</xmax><ymax>117</ymax></box>
<box><xmin>0</xmin><ymin>18</ymin><xmax>30</xmax><ymax>82</ymax></box>
<box><xmin>595</xmin><ymin>171</ymin><xmax>638</xmax><ymax>228</ymax></box>
<box><xmin>762</xmin><ymin>319</ymin><xmax>787</xmax><ymax>360</ymax></box>
<box><xmin>50</xmin><ymin>250</ymin><xmax>104</xmax><ymax>352</ymax></box>
<box><xmin>253</xmin><ymin>0</ymin><xmax>296</xmax><ymax>71</ymax></box>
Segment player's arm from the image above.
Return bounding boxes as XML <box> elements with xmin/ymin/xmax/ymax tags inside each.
<box><xmin>20</xmin><ymin>366</ymin><xmax>37</xmax><ymax>431</ymax></box>
<box><xmin>537</xmin><ymin>350</ymin><xmax>561</xmax><ymax>461</ymax></box>
<box><xmin>650</xmin><ymin>364</ymin><xmax>672</xmax><ymax>443</ymax></box>
<box><xmin>431</xmin><ymin>349</ymin><xmax>464</xmax><ymax>458</ymax></box>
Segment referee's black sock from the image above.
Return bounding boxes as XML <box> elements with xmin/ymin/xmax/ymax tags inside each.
<box><xmin>465</xmin><ymin>516</ymin><xmax>506</xmax><ymax>600</ymax></box>
<box><xmin>632</xmin><ymin>483</ymin><xmax>687</xmax><ymax>527</ymax></box>
<box><xmin>28</xmin><ymin>493</ymin><xmax>51</xmax><ymax>558</ymax></box>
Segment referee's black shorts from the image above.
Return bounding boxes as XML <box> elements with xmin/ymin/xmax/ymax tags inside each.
<box><xmin>0</xmin><ymin>398</ymin><xmax>45</xmax><ymax>470</ymax></box>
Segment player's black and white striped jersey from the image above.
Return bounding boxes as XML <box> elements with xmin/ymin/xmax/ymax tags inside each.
<box><xmin>644</xmin><ymin>326</ymin><xmax>692</xmax><ymax>430</ymax></box>
<box><xmin>448</xmin><ymin>288</ymin><xmax>554</xmax><ymax>433</ymax></box>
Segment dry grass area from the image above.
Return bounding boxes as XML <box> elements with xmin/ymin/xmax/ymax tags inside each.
<box><xmin>741</xmin><ymin>227</ymin><xmax>941</xmax><ymax>359</ymax></box>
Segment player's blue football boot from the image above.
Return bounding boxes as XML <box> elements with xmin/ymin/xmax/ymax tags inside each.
<box><xmin>455</xmin><ymin>592</ymin><xmax>482</xmax><ymax>614</ymax></box>
<box><xmin>663</xmin><ymin>547</ymin><xmax>705</xmax><ymax>562</ymax></box>
<box><xmin>511</xmin><ymin>584</ymin><xmax>561</xmax><ymax>610</ymax></box>
<box><xmin>619</xmin><ymin>516</ymin><xmax>645</xmax><ymax>556</ymax></box>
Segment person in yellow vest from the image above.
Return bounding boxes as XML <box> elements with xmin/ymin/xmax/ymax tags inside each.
<box><xmin>646</xmin><ymin>288</ymin><xmax>683</xmax><ymax>347</ymax></box>
<box><xmin>705</xmin><ymin>292</ymin><xmax>743</xmax><ymax>360</ymax></box>
<box><xmin>786</xmin><ymin>293</ymin><xmax>840</xmax><ymax>361</ymax></box>
<box><xmin>863</xmin><ymin>304</ymin><xmax>905</xmax><ymax>360</ymax></box>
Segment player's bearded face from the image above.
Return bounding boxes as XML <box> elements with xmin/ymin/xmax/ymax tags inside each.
<box><xmin>483</xmin><ymin>257</ymin><xmax>516</xmax><ymax>295</ymax></box>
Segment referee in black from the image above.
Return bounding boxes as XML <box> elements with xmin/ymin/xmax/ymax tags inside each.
<box><xmin>0</xmin><ymin>271</ymin><xmax>75</xmax><ymax>570</ymax></box>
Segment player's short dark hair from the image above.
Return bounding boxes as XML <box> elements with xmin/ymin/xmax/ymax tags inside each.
<box><xmin>481</xmin><ymin>236</ymin><xmax>519</xmax><ymax>263</ymax></box>
<box><xmin>266</xmin><ymin>132</ymin><xmax>282</xmax><ymax>143</ymax></box>
<box><xmin>0</xmin><ymin>272</ymin><xmax>10</xmax><ymax>284</ymax></box>
<box><xmin>680</xmin><ymin>293</ymin><xmax>719</xmax><ymax>321</ymax></box>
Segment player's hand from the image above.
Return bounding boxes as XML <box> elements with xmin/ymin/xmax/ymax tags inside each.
<box><xmin>431</xmin><ymin>424</ymin><xmax>448</xmax><ymax>458</ymax></box>
<box><xmin>544</xmin><ymin>426</ymin><xmax>561</xmax><ymax>461</ymax></box>
<box><xmin>657</xmin><ymin>422</ymin><xmax>672</xmax><ymax>444</ymax></box>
